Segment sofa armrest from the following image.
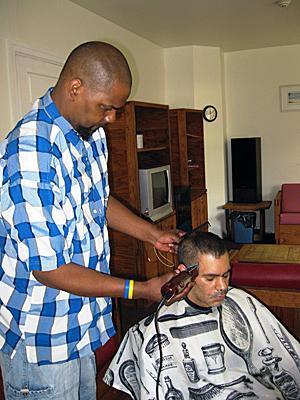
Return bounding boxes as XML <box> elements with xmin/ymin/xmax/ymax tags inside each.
<box><xmin>274</xmin><ymin>190</ymin><xmax>281</xmax><ymax>244</ymax></box>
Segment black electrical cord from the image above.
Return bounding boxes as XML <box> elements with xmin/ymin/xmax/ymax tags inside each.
<box><xmin>154</xmin><ymin>297</ymin><xmax>166</xmax><ymax>400</ymax></box>
<box><xmin>153</xmin><ymin>263</ymin><xmax>198</xmax><ymax>398</ymax></box>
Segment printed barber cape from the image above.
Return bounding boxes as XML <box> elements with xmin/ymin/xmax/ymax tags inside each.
<box><xmin>104</xmin><ymin>288</ymin><xmax>300</xmax><ymax>400</ymax></box>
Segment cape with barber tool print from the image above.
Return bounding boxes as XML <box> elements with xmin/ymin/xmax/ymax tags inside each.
<box><xmin>104</xmin><ymin>288</ymin><xmax>300</xmax><ymax>400</ymax></box>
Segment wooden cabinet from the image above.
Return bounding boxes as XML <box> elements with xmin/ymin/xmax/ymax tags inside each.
<box><xmin>169</xmin><ymin>108</ymin><xmax>208</xmax><ymax>230</ymax></box>
<box><xmin>105</xmin><ymin>101</ymin><xmax>176</xmax><ymax>334</ymax></box>
<box><xmin>106</xmin><ymin>100</ymin><xmax>175</xmax><ymax>278</ymax></box>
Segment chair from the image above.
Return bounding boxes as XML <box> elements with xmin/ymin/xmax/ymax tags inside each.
<box><xmin>274</xmin><ymin>183</ymin><xmax>300</xmax><ymax>244</ymax></box>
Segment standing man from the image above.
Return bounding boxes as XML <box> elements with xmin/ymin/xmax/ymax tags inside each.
<box><xmin>0</xmin><ymin>41</ymin><xmax>185</xmax><ymax>399</ymax></box>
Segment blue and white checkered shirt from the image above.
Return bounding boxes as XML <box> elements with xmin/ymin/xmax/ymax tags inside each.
<box><xmin>0</xmin><ymin>88</ymin><xmax>115</xmax><ymax>365</ymax></box>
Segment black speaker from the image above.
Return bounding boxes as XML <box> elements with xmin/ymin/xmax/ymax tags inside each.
<box><xmin>174</xmin><ymin>186</ymin><xmax>192</xmax><ymax>232</ymax></box>
<box><xmin>231</xmin><ymin>137</ymin><xmax>262</xmax><ymax>203</ymax></box>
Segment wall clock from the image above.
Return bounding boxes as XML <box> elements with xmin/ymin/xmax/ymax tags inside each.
<box><xmin>203</xmin><ymin>105</ymin><xmax>217</xmax><ymax>122</ymax></box>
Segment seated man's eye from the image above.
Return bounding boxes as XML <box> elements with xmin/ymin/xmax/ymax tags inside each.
<box><xmin>100</xmin><ymin>105</ymin><xmax>112</xmax><ymax>112</ymax></box>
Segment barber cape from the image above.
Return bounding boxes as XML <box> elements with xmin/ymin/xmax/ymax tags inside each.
<box><xmin>104</xmin><ymin>288</ymin><xmax>300</xmax><ymax>400</ymax></box>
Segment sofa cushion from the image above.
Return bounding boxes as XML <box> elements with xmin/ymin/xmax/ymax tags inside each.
<box><xmin>281</xmin><ymin>184</ymin><xmax>300</xmax><ymax>212</ymax></box>
<box><xmin>280</xmin><ymin>212</ymin><xmax>300</xmax><ymax>224</ymax></box>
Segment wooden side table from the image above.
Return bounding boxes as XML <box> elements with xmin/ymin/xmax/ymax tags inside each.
<box><xmin>222</xmin><ymin>201</ymin><xmax>272</xmax><ymax>242</ymax></box>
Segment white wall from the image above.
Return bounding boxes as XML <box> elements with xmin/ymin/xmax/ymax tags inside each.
<box><xmin>164</xmin><ymin>47</ymin><xmax>195</xmax><ymax>109</ymax></box>
<box><xmin>0</xmin><ymin>0</ymin><xmax>227</xmax><ymax>236</ymax></box>
<box><xmin>0</xmin><ymin>0</ymin><xmax>165</xmax><ymax>135</ymax></box>
<box><xmin>165</xmin><ymin>46</ymin><xmax>226</xmax><ymax>236</ymax></box>
<box><xmin>193</xmin><ymin>47</ymin><xmax>226</xmax><ymax>236</ymax></box>
<box><xmin>225</xmin><ymin>45</ymin><xmax>300</xmax><ymax>232</ymax></box>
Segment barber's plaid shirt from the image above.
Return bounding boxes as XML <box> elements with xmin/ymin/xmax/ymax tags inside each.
<box><xmin>0</xmin><ymin>89</ymin><xmax>115</xmax><ymax>365</ymax></box>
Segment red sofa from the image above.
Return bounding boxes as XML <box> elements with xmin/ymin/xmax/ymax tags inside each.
<box><xmin>275</xmin><ymin>183</ymin><xmax>300</xmax><ymax>244</ymax></box>
<box><xmin>230</xmin><ymin>256</ymin><xmax>300</xmax><ymax>340</ymax></box>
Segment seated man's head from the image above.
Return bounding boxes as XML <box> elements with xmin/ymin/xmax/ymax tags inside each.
<box><xmin>178</xmin><ymin>231</ymin><xmax>231</xmax><ymax>308</ymax></box>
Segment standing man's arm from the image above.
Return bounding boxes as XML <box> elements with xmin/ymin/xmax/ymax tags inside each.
<box><xmin>33</xmin><ymin>196</ymin><xmax>188</xmax><ymax>303</ymax></box>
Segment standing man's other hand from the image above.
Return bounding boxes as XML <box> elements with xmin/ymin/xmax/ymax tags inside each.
<box><xmin>154</xmin><ymin>229</ymin><xmax>186</xmax><ymax>253</ymax></box>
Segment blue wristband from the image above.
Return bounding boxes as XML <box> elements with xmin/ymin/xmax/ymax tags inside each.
<box><xmin>124</xmin><ymin>279</ymin><xmax>130</xmax><ymax>299</ymax></box>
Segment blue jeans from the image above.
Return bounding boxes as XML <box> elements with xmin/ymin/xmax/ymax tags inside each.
<box><xmin>0</xmin><ymin>341</ymin><xmax>96</xmax><ymax>400</ymax></box>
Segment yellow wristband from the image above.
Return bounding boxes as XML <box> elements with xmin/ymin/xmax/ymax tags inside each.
<box><xmin>128</xmin><ymin>279</ymin><xmax>134</xmax><ymax>299</ymax></box>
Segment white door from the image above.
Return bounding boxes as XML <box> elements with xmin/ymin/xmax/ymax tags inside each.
<box><xmin>8</xmin><ymin>43</ymin><xmax>63</xmax><ymax>123</ymax></box>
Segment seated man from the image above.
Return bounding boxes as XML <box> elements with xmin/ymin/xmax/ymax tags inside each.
<box><xmin>104</xmin><ymin>231</ymin><xmax>300</xmax><ymax>400</ymax></box>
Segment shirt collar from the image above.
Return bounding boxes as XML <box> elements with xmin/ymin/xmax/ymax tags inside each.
<box><xmin>40</xmin><ymin>88</ymin><xmax>84</xmax><ymax>150</ymax></box>
<box><xmin>184</xmin><ymin>297</ymin><xmax>213</xmax><ymax>314</ymax></box>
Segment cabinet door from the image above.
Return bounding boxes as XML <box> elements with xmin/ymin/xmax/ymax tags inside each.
<box><xmin>191</xmin><ymin>194</ymin><xmax>208</xmax><ymax>231</ymax></box>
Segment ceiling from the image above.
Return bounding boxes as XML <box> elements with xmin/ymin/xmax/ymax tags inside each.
<box><xmin>70</xmin><ymin>0</ymin><xmax>300</xmax><ymax>52</ymax></box>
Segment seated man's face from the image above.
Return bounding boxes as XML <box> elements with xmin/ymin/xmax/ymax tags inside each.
<box><xmin>187</xmin><ymin>252</ymin><xmax>231</xmax><ymax>308</ymax></box>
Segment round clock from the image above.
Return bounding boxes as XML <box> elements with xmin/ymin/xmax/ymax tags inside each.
<box><xmin>203</xmin><ymin>105</ymin><xmax>217</xmax><ymax>122</ymax></box>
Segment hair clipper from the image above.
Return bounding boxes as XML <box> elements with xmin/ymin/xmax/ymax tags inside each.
<box><xmin>161</xmin><ymin>263</ymin><xmax>198</xmax><ymax>301</ymax></box>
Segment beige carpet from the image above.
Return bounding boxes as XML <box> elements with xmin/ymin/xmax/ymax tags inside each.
<box><xmin>238</xmin><ymin>244</ymin><xmax>300</xmax><ymax>264</ymax></box>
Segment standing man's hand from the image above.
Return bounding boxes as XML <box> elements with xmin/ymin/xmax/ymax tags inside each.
<box><xmin>107</xmin><ymin>196</ymin><xmax>186</xmax><ymax>253</ymax></box>
<box><xmin>154</xmin><ymin>229</ymin><xmax>186</xmax><ymax>253</ymax></box>
<box><xmin>139</xmin><ymin>264</ymin><xmax>194</xmax><ymax>304</ymax></box>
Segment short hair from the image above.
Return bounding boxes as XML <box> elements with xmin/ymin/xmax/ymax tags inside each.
<box><xmin>178</xmin><ymin>231</ymin><xmax>228</xmax><ymax>266</ymax></box>
<box><xmin>58</xmin><ymin>41</ymin><xmax>132</xmax><ymax>91</ymax></box>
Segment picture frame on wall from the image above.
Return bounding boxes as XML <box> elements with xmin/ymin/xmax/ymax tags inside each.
<box><xmin>280</xmin><ymin>84</ymin><xmax>300</xmax><ymax>112</ymax></box>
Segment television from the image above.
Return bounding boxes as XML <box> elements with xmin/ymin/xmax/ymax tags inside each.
<box><xmin>139</xmin><ymin>164</ymin><xmax>173</xmax><ymax>222</ymax></box>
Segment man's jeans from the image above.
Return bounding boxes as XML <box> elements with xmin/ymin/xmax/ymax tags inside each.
<box><xmin>0</xmin><ymin>341</ymin><xmax>96</xmax><ymax>399</ymax></box>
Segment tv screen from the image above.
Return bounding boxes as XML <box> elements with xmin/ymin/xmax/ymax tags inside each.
<box><xmin>152</xmin><ymin>170</ymin><xmax>168</xmax><ymax>209</ymax></box>
<box><xmin>139</xmin><ymin>164</ymin><xmax>173</xmax><ymax>221</ymax></box>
